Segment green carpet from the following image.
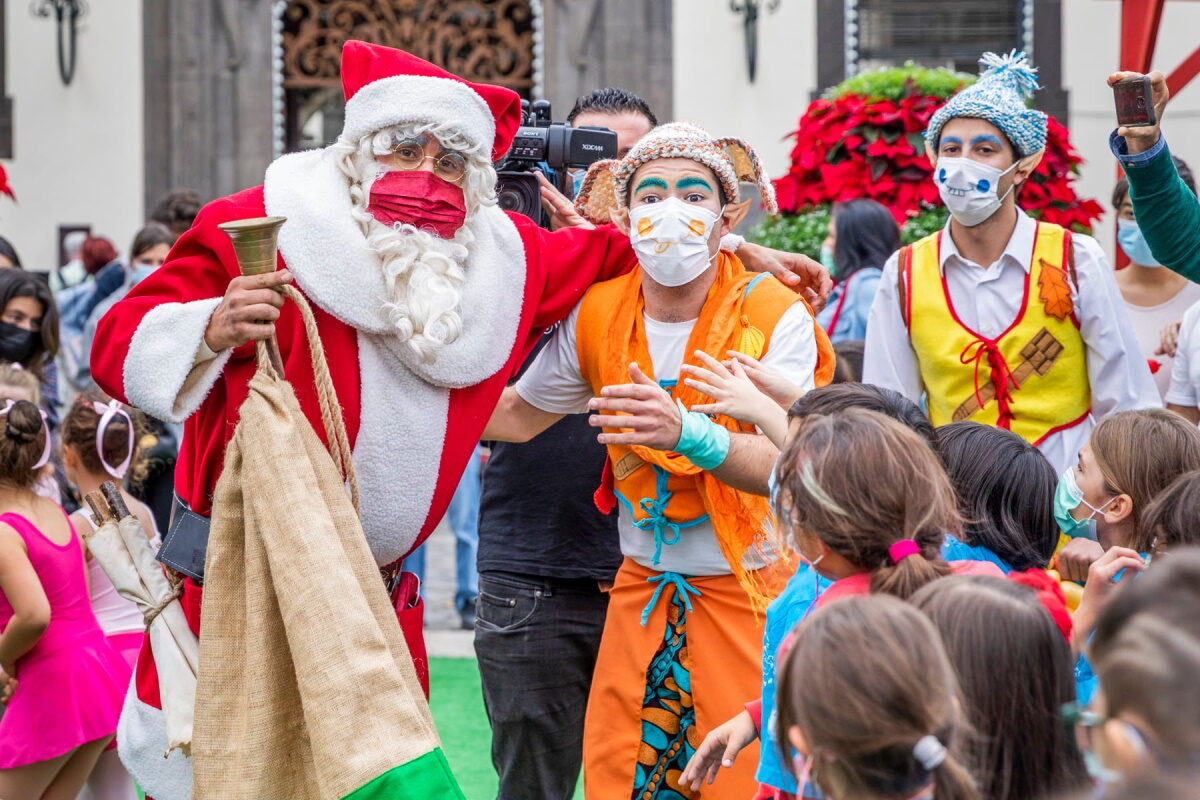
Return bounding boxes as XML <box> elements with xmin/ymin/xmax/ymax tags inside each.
<box><xmin>429</xmin><ymin>657</ymin><xmax>584</xmax><ymax>800</ymax></box>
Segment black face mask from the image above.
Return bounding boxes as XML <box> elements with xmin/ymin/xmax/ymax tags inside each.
<box><xmin>0</xmin><ymin>321</ymin><xmax>37</xmax><ymax>365</ymax></box>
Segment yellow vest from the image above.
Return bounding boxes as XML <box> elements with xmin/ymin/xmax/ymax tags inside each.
<box><xmin>904</xmin><ymin>222</ymin><xmax>1091</xmax><ymax>445</ymax></box>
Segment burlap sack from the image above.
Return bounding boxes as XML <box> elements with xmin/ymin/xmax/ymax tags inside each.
<box><xmin>192</xmin><ymin>288</ymin><xmax>461</xmax><ymax>799</ymax></box>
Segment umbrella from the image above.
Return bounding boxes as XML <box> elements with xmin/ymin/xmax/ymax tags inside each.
<box><xmin>84</xmin><ymin>483</ymin><xmax>199</xmax><ymax>755</ymax></box>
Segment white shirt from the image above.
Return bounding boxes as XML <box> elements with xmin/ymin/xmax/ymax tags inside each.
<box><xmin>863</xmin><ymin>210</ymin><xmax>1161</xmax><ymax>475</ymax></box>
<box><xmin>1166</xmin><ymin>301</ymin><xmax>1200</xmax><ymax>412</ymax></box>
<box><xmin>1123</xmin><ymin>281</ymin><xmax>1200</xmax><ymax>400</ymax></box>
<box><xmin>517</xmin><ymin>298</ymin><xmax>817</xmax><ymax>576</ymax></box>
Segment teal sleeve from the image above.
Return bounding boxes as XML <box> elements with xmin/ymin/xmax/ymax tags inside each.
<box><xmin>1126</xmin><ymin>139</ymin><xmax>1200</xmax><ymax>282</ymax></box>
<box><xmin>673</xmin><ymin>400</ymin><xmax>730</xmax><ymax>470</ymax></box>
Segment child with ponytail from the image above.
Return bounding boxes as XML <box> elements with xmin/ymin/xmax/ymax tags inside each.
<box><xmin>0</xmin><ymin>399</ymin><xmax>129</xmax><ymax>799</ymax></box>
<box><xmin>775</xmin><ymin>595</ymin><xmax>978</xmax><ymax>800</ymax></box>
<box><xmin>684</xmin><ymin>408</ymin><xmax>1000</xmax><ymax>797</ymax></box>
<box><xmin>62</xmin><ymin>393</ymin><xmax>158</xmax><ymax>798</ymax></box>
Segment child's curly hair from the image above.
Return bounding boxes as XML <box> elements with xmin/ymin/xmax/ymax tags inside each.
<box><xmin>61</xmin><ymin>392</ymin><xmax>150</xmax><ymax>485</ymax></box>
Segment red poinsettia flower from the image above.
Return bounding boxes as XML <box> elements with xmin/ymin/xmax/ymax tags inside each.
<box><xmin>0</xmin><ymin>164</ymin><xmax>13</xmax><ymax>201</ymax></box>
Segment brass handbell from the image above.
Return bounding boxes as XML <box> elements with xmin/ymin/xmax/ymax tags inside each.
<box><xmin>217</xmin><ymin>216</ymin><xmax>287</xmax><ymax>374</ymax></box>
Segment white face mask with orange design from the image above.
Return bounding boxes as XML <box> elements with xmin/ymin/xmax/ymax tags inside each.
<box><xmin>628</xmin><ymin>197</ymin><xmax>723</xmax><ymax>287</ymax></box>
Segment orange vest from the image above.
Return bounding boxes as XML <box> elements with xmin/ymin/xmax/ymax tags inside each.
<box><xmin>902</xmin><ymin>223</ymin><xmax>1091</xmax><ymax>444</ymax></box>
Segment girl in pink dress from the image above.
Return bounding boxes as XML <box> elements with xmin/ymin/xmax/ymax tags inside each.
<box><xmin>0</xmin><ymin>399</ymin><xmax>129</xmax><ymax>799</ymax></box>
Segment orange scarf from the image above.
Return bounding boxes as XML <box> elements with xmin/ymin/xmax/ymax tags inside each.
<box><xmin>594</xmin><ymin>251</ymin><xmax>834</xmax><ymax>610</ymax></box>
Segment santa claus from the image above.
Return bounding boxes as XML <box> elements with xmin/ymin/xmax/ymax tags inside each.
<box><xmin>91</xmin><ymin>40</ymin><xmax>825</xmax><ymax>797</ymax></box>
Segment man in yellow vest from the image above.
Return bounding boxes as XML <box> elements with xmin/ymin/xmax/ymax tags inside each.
<box><xmin>865</xmin><ymin>51</ymin><xmax>1157</xmax><ymax>475</ymax></box>
<box><xmin>485</xmin><ymin>122</ymin><xmax>834</xmax><ymax>799</ymax></box>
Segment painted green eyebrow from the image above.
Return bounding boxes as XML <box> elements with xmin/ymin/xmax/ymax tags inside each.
<box><xmin>676</xmin><ymin>177</ymin><xmax>714</xmax><ymax>191</ymax></box>
<box><xmin>634</xmin><ymin>177</ymin><xmax>669</xmax><ymax>193</ymax></box>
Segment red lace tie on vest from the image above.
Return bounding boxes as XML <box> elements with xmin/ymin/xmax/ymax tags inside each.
<box><xmin>959</xmin><ymin>337</ymin><xmax>1021</xmax><ymax>429</ymax></box>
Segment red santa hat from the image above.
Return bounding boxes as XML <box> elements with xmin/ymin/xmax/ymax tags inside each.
<box><xmin>339</xmin><ymin>40</ymin><xmax>523</xmax><ymax>162</ymax></box>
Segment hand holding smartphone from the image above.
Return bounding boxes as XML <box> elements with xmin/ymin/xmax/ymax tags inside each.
<box><xmin>1114</xmin><ymin>75</ymin><xmax>1157</xmax><ymax>128</ymax></box>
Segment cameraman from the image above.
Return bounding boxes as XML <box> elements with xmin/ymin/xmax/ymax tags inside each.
<box><xmin>474</xmin><ymin>88</ymin><xmax>655</xmax><ymax>800</ymax></box>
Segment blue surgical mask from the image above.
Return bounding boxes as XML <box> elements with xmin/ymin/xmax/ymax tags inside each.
<box><xmin>1053</xmin><ymin>467</ymin><xmax>1114</xmax><ymax>538</ymax></box>
<box><xmin>130</xmin><ymin>261</ymin><xmax>158</xmax><ymax>285</ymax></box>
<box><xmin>819</xmin><ymin>244</ymin><xmax>837</xmax><ymax>276</ymax></box>
<box><xmin>571</xmin><ymin>169</ymin><xmax>584</xmax><ymax>199</ymax></box>
<box><xmin>1116</xmin><ymin>217</ymin><xmax>1163</xmax><ymax>267</ymax></box>
<box><xmin>767</xmin><ymin>463</ymin><xmax>780</xmax><ymax>505</ymax></box>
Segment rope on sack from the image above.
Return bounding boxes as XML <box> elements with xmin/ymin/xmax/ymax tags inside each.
<box><xmin>264</xmin><ymin>284</ymin><xmax>362</xmax><ymax>516</ymax></box>
<box><xmin>144</xmin><ymin>569</ymin><xmax>184</xmax><ymax>633</ymax></box>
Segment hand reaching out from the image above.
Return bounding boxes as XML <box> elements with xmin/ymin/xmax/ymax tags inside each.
<box><xmin>536</xmin><ymin>172</ymin><xmax>595</xmax><ymax>231</ymax></box>
<box><xmin>681</xmin><ymin>351</ymin><xmax>788</xmax><ymax>448</ymax></box>
<box><xmin>726</xmin><ymin>351</ymin><xmax>806</xmax><ymax>411</ymax></box>
<box><xmin>588</xmin><ymin>363</ymin><xmax>682</xmax><ymax>450</ymax></box>
<box><xmin>679</xmin><ymin>710</ymin><xmax>759</xmax><ymax>791</ymax></box>
<box><xmin>1107</xmin><ymin>71</ymin><xmax>1169</xmax><ymax>155</ymax></box>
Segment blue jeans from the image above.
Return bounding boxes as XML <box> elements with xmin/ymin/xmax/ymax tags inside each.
<box><xmin>405</xmin><ymin>447</ymin><xmax>481</xmax><ymax>611</ymax></box>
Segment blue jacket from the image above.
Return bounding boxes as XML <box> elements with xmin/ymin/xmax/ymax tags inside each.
<box><xmin>816</xmin><ymin>267</ymin><xmax>882</xmax><ymax>344</ymax></box>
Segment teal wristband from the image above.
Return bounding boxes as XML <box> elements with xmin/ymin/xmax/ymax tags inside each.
<box><xmin>673</xmin><ymin>400</ymin><xmax>731</xmax><ymax>470</ymax></box>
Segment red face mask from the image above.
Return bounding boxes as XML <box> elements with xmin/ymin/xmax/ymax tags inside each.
<box><xmin>366</xmin><ymin>170</ymin><xmax>467</xmax><ymax>239</ymax></box>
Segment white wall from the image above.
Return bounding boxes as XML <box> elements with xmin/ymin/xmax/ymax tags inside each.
<box><xmin>3</xmin><ymin>0</ymin><xmax>143</xmax><ymax>272</ymax></box>
<box><xmin>1066</xmin><ymin>0</ymin><xmax>1200</xmax><ymax>259</ymax></box>
<box><xmin>671</xmin><ymin>1</ymin><xmax>818</xmax><ymax>187</ymax></box>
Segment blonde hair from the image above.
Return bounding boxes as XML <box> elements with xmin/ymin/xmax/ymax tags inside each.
<box><xmin>0</xmin><ymin>362</ymin><xmax>40</xmax><ymax>405</ymax></box>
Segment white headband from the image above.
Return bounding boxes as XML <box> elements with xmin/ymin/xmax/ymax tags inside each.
<box><xmin>0</xmin><ymin>399</ymin><xmax>51</xmax><ymax>470</ymax></box>
<box><xmin>93</xmin><ymin>399</ymin><xmax>134</xmax><ymax>480</ymax></box>
<box><xmin>913</xmin><ymin>735</ymin><xmax>947</xmax><ymax>772</ymax></box>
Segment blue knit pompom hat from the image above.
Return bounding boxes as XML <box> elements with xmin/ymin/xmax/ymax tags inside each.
<box><xmin>925</xmin><ymin>51</ymin><xmax>1047</xmax><ymax>158</ymax></box>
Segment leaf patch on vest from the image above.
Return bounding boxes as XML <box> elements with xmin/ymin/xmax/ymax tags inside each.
<box><xmin>614</xmin><ymin>451</ymin><xmax>646</xmax><ymax>481</ymax></box>
<box><xmin>1037</xmin><ymin>259</ymin><xmax>1073</xmax><ymax>322</ymax></box>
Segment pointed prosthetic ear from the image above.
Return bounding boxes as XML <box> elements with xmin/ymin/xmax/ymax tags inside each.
<box><xmin>574</xmin><ymin>159</ymin><xmax>622</xmax><ymax>225</ymax></box>
<box><xmin>610</xmin><ymin>206</ymin><xmax>631</xmax><ymax>237</ymax></box>
<box><xmin>717</xmin><ymin>137</ymin><xmax>777</xmax><ymax>215</ymax></box>
<box><xmin>925</xmin><ymin>140</ymin><xmax>939</xmax><ymax>164</ymax></box>
<box><xmin>1014</xmin><ymin>149</ymin><xmax>1045</xmax><ymax>185</ymax></box>
<box><xmin>722</xmin><ymin>200</ymin><xmax>753</xmax><ymax>233</ymax></box>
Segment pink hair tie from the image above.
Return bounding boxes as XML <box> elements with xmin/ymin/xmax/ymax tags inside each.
<box><xmin>888</xmin><ymin>539</ymin><xmax>921</xmax><ymax>564</ymax></box>
<box><xmin>0</xmin><ymin>398</ymin><xmax>51</xmax><ymax>469</ymax></box>
<box><xmin>93</xmin><ymin>399</ymin><xmax>134</xmax><ymax>480</ymax></box>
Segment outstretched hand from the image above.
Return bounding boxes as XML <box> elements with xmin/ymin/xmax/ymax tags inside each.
<box><xmin>1107</xmin><ymin>70</ymin><xmax>1169</xmax><ymax>154</ymax></box>
<box><xmin>680</xmin><ymin>710</ymin><xmax>759</xmax><ymax>791</ymax></box>
<box><xmin>682</xmin><ymin>351</ymin><xmax>779</xmax><ymax>426</ymax></box>
<box><xmin>588</xmin><ymin>362</ymin><xmax>682</xmax><ymax>450</ymax></box>
<box><xmin>727</xmin><ymin>351</ymin><xmax>806</xmax><ymax>410</ymax></box>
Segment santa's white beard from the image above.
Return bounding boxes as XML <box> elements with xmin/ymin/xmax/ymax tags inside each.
<box><xmin>358</xmin><ymin>213</ymin><xmax>471</xmax><ymax>364</ymax></box>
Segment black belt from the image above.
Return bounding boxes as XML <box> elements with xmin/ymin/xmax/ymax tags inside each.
<box><xmin>156</xmin><ymin>494</ymin><xmax>211</xmax><ymax>584</ymax></box>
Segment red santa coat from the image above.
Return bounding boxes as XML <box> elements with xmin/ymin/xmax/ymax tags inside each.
<box><xmin>91</xmin><ymin>148</ymin><xmax>633</xmax><ymax>798</ymax></box>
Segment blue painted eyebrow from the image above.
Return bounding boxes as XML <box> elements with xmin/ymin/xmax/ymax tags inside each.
<box><xmin>676</xmin><ymin>177</ymin><xmax>714</xmax><ymax>191</ymax></box>
<box><xmin>970</xmin><ymin>134</ymin><xmax>1004</xmax><ymax>146</ymax></box>
<box><xmin>634</xmin><ymin>177</ymin><xmax>669</xmax><ymax>193</ymax></box>
<box><xmin>940</xmin><ymin>136</ymin><xmax>963</xmax><ymax>146</ymax></box>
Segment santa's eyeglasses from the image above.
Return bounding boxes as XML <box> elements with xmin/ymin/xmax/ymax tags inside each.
<box><xmin>386</xmin><ymin>137</ymin><xmax>469</xmax><ymax>183</ymax></box>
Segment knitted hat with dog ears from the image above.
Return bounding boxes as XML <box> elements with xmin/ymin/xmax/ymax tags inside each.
<box><xmin>925</xmin><ymin>51</ymin><xmax>1047</xmax><ymax>158</ymax></box>
<box><xmin>574</xmin><ymin>122</ymin><xmax>777</xmax><ymax>225</ymax></box>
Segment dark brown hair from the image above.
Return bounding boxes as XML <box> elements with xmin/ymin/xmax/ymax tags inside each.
<box><xmin>831</xmin><ymin>339</ymin><xmax>864</xmax><ymax>384</ymax></box>
<box><xmin>1135</xmin><ymin>469</ymin><xmax>1200</xmax><ymax>553</ymax></box>
<box><xmin>935</xmin><ymin>421</ymin><xmax>1058</xmax><ymax>570</ymax></box>
<box><xmin>912</xmin><ymin>576</ymin><xmax>1089</xmax><ymax>800</ymax></box>
<box><xmin>786</xmin><ymin>382</ymin><xmax>936</xmax><ymax>448</ymax></box>
<box><xmin>776</xmin><ymin>595</ymin><xmax>977</xmax><ymax>800</ymax></box>
<box><xmin>0</xmin><ymin>399</ymin><xmax>47</xmax><ymax>488</ymax></box>
<box><xmin>130</xmin><ymin>222</ymin><xmax>174</xmax><ymax>262</ymax></box>
<box><xmin>1090</xmin><ymin>409</ymin><xmax>1200</xmax><ymax>543</ymax></box>
<box><xmin>61</xmin><ymin>392</ymin><xmax>144</xmax><ymax>481</ymax></box>
<box><xmin>149</xmin><ymin>189</ymin><xmax>203</xmax><ymax>240</ymax></box>
<box><xmin>774</xmin><ymin>408</ymin><xmax>958</xmax><ymax>599</ymax></box>
<box><xmin>0</xmin><ymin>269</ymin><xmax>59</xmax><ymax>380</ymax></box>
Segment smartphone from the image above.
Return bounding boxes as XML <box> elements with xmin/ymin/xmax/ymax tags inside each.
<box><xmin>1114</xmin><ymin>76</ymin><xmax>1157</xmax><ymax>128</ymax></box>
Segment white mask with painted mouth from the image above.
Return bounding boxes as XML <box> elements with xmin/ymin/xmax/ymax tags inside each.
<box><xmin>934</xmin><ymin>157</ymin><xmax>1019</xmax><ymax>227</ymax></box>
<box><xmin>628</xmin><ymin>197</ymin><xmax>722</xmax><ymax>287</ymax></box>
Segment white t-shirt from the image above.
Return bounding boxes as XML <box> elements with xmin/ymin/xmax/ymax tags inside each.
<box><xmin>1123</xmin><ymin>281</ymin><xmax>1200</xmax><ymax>400</ymax></box>
<box><xmin>516</xmin><ymin>299</ymin><xmax>817</xmax><ymax>576</ymax></box>
<box><xmin>1166</xmin><ymin>300</ymin><xmax>1200</xmax><ymax>413</ymax></box>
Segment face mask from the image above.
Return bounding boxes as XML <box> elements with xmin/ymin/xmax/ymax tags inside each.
<box><xmin>130</xmin><ymin>261</ymin><xmax>158</xmax><ymax>286</ymax></box>
<box><xmin>934</xmin><ymin>157</ymin><xmax>1019</xmax><ymax>227</ymax></box>
<box><xmin>628</xmin><ymin>197</ymin><xmax>722</xmax><ymax>287</ymax></box>
<box><xmin>367</xmin><ymin>170</ymin><xmax>467</xmax><ymax>239</ymax></box>
<box><xmin>819</xmin><ymin>244</ymin><xmax>837</xmax><ymax>276</ymax></box>
<box><xmin>0</xmin><ymin>321</ymin><xmax>36</xmax><ymax>365</ymax></box>
<box><xmin>1053</xmin><ymin>467</ymin><xmax>1115</xmax><ymax>538</ymax></box>
<box><xmin>1116</xmin><ymin>217</ymin><xmax>1162</xmax><ymax>267</ymax></box>
<box><xmin>571</xmin><ymin>169</ymin><xmax>585</xmax><ymax>199</ymax></box>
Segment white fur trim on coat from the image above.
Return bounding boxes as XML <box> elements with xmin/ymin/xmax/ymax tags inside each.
<box><xmin>123</xmin><ymin>297</ymin><xmax>232</xmax><ymax>424</ymax></box>
<box><xmin>118</xmin><ymin>684</ymin><xmax>193</xmax><ymax>800</ymax></box>
<box><xmin>263</xmin><ymin>148</ymin><xmax>527</xmax><ymax>388</ymax></box>
<box><xmin>354</xmin><ymin>332</ymin><xmax>448</xmax><ymax>565</ymax></box>
<box><xmin>341</xmin><ymin>75</ymin><xmax>495</xmax><ymax>156</ymax></box>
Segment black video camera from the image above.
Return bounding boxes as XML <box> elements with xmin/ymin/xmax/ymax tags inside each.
<box><xmin>495</xmin><ymin>100</ymin><xmax>618</xmax><ymax>227</ymax></box>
